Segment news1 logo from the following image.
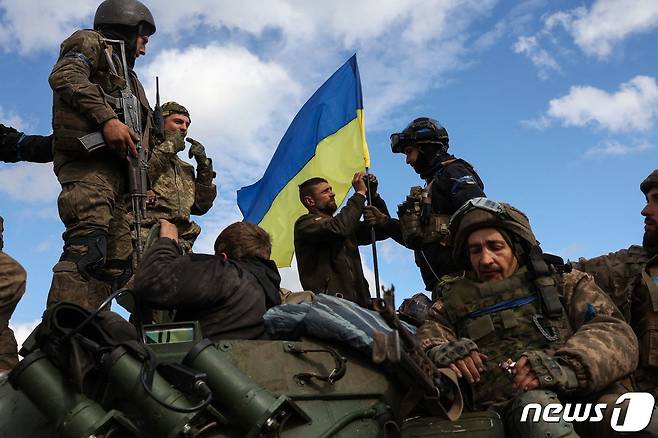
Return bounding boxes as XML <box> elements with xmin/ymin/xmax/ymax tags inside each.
<box><xmin>520</xmin><ymin>392</ymin><xmax>655</xmax><ymax>432</ymax></box>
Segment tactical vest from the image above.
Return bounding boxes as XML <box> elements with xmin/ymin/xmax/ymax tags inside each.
<box><xmin>439</xmin><ymin>267</ymin><xmax>573</xmax><ymax>409</ymax></box>
<box><xmin>51</xmin><ymin>30</ymin><xmax>151</xmax><ymax>157</ymax></box>
<box><xmin>397</xmin><ymin>185</ymin><xmax>450</xmax><ymax>249</ymax></box>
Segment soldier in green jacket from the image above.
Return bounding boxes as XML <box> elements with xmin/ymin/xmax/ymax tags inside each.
<box><xmin>417</xmin><ymin>198</ymin><xmax>639</xmax><ymax>438</ymax></box>
<box><xmin>574</xmin><ymin>169</ymin><xmax>658</xmax><ymax>398</ymax></box>
<box><xmin>138</xmin><ymin>101</ymin><xmax>216</xmax><ymax>253</ymax></box>
<box><xmin>294</xmin><ymin>172</ymin><xmax>396</xmax><ymax>308</ymax></box>
<box><xmin>46</xmin><ymin>0</ymin><xmax>156</xmax><ymax>311</ymax></box>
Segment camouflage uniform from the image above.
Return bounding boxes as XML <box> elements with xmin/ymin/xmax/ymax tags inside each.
<box><xmin>0</xmin><ymin>217</ymin><xmax>26</xmax><ymax>371</ymax></box>
<box><xmin>418</xmin><ymin>198</ymin><xmax>639</xmax><ymax>438</ymax></box>
<box><xmin>139</xmin><ymin>132</ymin><xmax>216</xmax><ymax>253</ymax></box>
<box><xmin>417</xmin><ymin>268</ymin><xmax>638</xmax><ymax>410</ymax></box>
<box><xmin>47</xmin><ymin>29</ymin><xmax>152</xmax><ymax>310</ymax></box>
<box><xmin>575</xmin><ymin>245</ymin><xmax>658</xmax><ymax>398</ymax></box>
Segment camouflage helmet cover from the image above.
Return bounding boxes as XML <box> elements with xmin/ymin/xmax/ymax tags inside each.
<box><xmin>450</xmin><ymin>198</ymin><xmax>537</xmax><ymax>265</ymax></box>
<box><xmin>640</xmin><ymin>169</ymin><xmax>658</xmax><ymax>195</ymax></box>
<box><xmin>161</xmin><ymin>101</ymin><xmax>191</xmax><ymax>123</ymax></box>
<box><xmin>94</xmin><ymin>0</ymin><xmax>156</xmax><ymax>35</ymax></box>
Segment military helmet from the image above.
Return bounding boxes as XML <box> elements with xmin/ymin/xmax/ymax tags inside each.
<box><xmin>397</xmin><ymin>293</ymin><xmax>432</xmax><ymax>326</ymax></box>
<box><xmin>640</xmin><ymin>169</ymin><xmax>658</xmax><ymax>195</ymax></box>
<box><xmin>450</xmin><ymin>197</ymin><xmax>537</xmax><ymax>264</ymax></box>
<box><xmin>161</xmin><ymin>101</ymin><xmax>191</xmax><ymax>122</ymax></box>
<box><xmin>94</xmin><ymin>0</ymin><xmax>156</xmax><ymax>35</ymax></box>
<box><xmin>390</xmin><ymin>117</ymin><xmax>449</xmax><ymax>154</ymax></box>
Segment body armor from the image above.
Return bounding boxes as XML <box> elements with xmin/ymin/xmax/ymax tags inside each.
<box><xmin>438</xmin><ymin>267</ymin><xmax>573</xmax><ymax>409</ymax></box>
<box><xmin>397</xmin><ymin>186</ymin><xmax>450</xmax><ymax>249</ymax></box>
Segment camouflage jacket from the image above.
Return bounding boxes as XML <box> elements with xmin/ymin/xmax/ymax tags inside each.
<box><xmin>49</xmin><ymin>29</ymin><xmax>151</xmax><ymax>170</ymax></box>
<box><xmin>416</xmin><ymin>268</ymin><xmax>638</xmax><ymax>408</ymax></box>
<box><xmin>294</xmin><ymin>193</ymin><xmax>397</xmax><ymax>308</ymax></box>
<box><xmin>144</xmin><ymin>136</ymin><xmax>216</xmax><ymax>226</ymax></box>
<box><xmin>574</xmin><ymin>246</ymin><xmax>658</xmax><ymax>393</ymax></box>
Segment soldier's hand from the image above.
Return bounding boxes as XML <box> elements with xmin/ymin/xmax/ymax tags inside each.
<box><xmin>512</xmin><ymin>355</ymin><xmax>540</xmax><ymax>391</ymax></box>
<box><xmin>448</xmin><ymin>351</ymin><xmax>488</xmax><ymax>384</ymax></box>
<box><xmin>186</xmin><ymin>137</ymin><xmax>207</xmax><ymax>163</ymax></box>
<box><xmin>364</xmin><ymin>205</ymin><xmax>388</xmax><ymax>226</ymax></box>
<box><xmin>352</xmin><ymin>171</ymin><xmax>367</xmax><ymax>195</ymax></box>
<box><xmin>103</xmin><ymin>118</ymin><xmax>138</xmax><ymax>158</ymax></box>
<box><xmin>158</xmin><ymin>219</ymin><xmax>179</xmax><ymax>242</ymax></box>
<box><xmin>364</xmin><ymin>174</ymin><xmax>378</xmax><ymax>197</ymax></box>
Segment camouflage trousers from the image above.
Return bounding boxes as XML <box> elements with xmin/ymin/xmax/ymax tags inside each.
<box><xmin>48</xmin><ymin>158</ymin><xmax>133</xmax><ymax>311</ymax></box>
<box><xmin>0</xmin><ymin>251</ymin><xmax>26</xmax><ymax>371</ymax></box>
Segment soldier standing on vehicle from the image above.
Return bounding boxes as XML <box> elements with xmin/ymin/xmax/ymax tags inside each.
<box><xmin>1</xmin><ymin>124</ymin><xmax>53</xmax><ymax>163</ymax></box>
<box><xmin>294</xmin><ymin>172</ymin><xmax>397</xmax><ymax>308</ymax></box>
<box><xmin>0</xmin><ymin>217</ymin><xmax>26</xmax><ymax>373</ymax></box>
<box><xmin>574</xmin><ymin>170</ymin><xmax>658</xmax><ymax>400</ymax></box>
<box><xmin>46</xmin><ymin>0</ymin><xmax>155</xmax><ymax>311</ymax></box>
<box><xmin>138</xmin><ymin>101</ymin><xmax>216</xmax><ymax>253</ymax></box>
<box><xmin>417</xmin><ymin>198</ymin><xmax>638</xmax><ymax>438</ymax></box>
<box><xmin>373</xmin><ymin>117</ymin><xmax>485</xmax><ymax>298</ymax></box>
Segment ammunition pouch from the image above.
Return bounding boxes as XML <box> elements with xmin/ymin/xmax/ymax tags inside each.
<box><xmin>59</xmin><ymin>232</ymin><xmax>132</xmax><ymax>286</ymax></box>
<box><xmin>398</xmin><ymin>186</ymin><xmax>450</xmax><ymax>249</ymax></box>
<box><xmin>427</xmin><ymin>338</ymin><xmax>479</xmax><ymax>368</ymax></box>
<box><xmin>521</xmin><ymin>350</ymin><xmax>579</xmax><ymax>392</ymax></box>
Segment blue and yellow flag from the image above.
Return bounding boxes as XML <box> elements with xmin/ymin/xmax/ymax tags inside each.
<box><xmin>237</xmin><ymin>54</ymin><xmax>370</xmax><ymax>267</ymax></box>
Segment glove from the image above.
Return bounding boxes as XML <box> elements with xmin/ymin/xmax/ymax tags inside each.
<box><xmin>521</xmin><ymin>350</ymin><xmax>579</xmax><ymax>392</ymax></box>
<box><xmin>363</xmin><ymin>205</ymin><xmax>389</xmax><ymax>226</ymax></box>
<box><xmin>186</xmin><ymin>137</ymin><xmax>207</xmax><ymax>164</ymax></box>
<box><xmin>427</xmin><ymin>338</ymin><xmax>479</xmax><ymax>368</ymax></box>
<box><xmin>160</xmin><ymin>131</ymin><xmax>185</xmax><ymax>154</ymax></box>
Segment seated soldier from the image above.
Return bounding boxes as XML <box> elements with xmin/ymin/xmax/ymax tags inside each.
<box><xmin>134</xmin><ymin>219</ymin><xmax>282</xmax><ymax>340</ymax></box>
<box><xmin>417</xmin><ymin>198</ymin><xmax>639</xmax><ymax>438</ymax></box>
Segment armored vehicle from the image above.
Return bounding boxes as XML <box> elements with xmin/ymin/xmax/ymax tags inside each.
<box><xmin>0</xmin><ymin>294</ymin><xmax>505</xmax><ymax>438</ymax></box>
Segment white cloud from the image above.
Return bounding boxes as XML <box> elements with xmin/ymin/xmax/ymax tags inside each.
<box><xmin>0</xmin><ymin>163</ymin><xmax>58</xmax><ymax>202</ymax></box>
<box><xmin>521</xmin><ymin>114</ymin><xmax>552</xmax><ymax>130</ymax></box>
<box><xmin>279</xmin><ymin>256</ymin><xmax>303</xmax><ymax>292</ymax></box>
<box><xmin>9</xmin><ymin>319</ymin><xmax>39</xmax><ymax>350</ymax></box>
<box><xmin>0</xmin><ymin>0</ymin><xmax>94</xmax><ymax>54</ymax></box>
<box><xmin>139</xmin><ymin>44</ymin><xmax>303</xmax><ymax>188</ymax></box>
<box><xmin>546</xmin><ymin>75</ymin><xmax>658</xmax><ymax>132</ymax></box>
<box><xmin>584</xmin><ymin>139</ymin><xmax>653</xmax><ymax>158</ymax></box>
<box><xmin>512</xmin><ymin>35</ymin><xmax>561</xmax><ymax>79</ymax></box>
<box><xmin>0</xmin><ymin>106</ymin><xmax>27</xmax><ymax>130</ymax></box>
<box><xmin>545</xmin><ymin>0</ymin><xmax>658</xmax><ymax>59</ymax></box>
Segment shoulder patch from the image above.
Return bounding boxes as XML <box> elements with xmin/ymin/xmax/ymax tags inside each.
<box><xmin>450</xmin><ymin>175</ymin><xmax>477</xmax><ymax>194</ymax></box>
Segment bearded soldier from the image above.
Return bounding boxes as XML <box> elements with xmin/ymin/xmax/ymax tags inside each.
<box><xmin>367</xmin><ymin>117</ymin><xmax>485</xmax><ymax>298</ymax></box>
<box><xmin>138</xmin><ymin>102</ymin><xmax>216</xmax><ymax>253</ymax></box>
<box><xmin>47</xmin><ymin>0</ymin><xmax>155</xmax><ymax>310</ymax></box>
<box><xmin>574</xmin><ymin>169</ymin><xmax>658</xmax><ymax>399</ymax></box>
<box><xmin>417</xmin><ymin>198</ymin><xmax>638</xmax><ymax>438</ymax></box>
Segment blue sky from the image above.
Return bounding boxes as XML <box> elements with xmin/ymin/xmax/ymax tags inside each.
<box><xmin>1</xmin><ymin>0</ymin><xmax>657</xmax><ymax>341</ymax></box>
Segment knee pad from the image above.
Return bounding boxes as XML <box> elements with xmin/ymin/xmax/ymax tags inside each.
<box><xmin>60</xmin><ymin>232</ymin><xmax>108</xmax><ymax>281</ymax></box>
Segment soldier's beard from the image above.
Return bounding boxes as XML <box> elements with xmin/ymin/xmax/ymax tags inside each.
<box><xmin>643</xmin><ymin>228</ymin><xmax>658</xmax><ymax>255</ymax></box>
<box><xmin>317</xmin><ymin>201</ymin><xmax>337</xmax><ymax>215</ymax></box>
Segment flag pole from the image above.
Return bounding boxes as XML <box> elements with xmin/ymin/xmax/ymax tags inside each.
<box><xmin>364</xmin><ymin>167</ymin><xmax>382</xmax><ymax>301</ymax></box>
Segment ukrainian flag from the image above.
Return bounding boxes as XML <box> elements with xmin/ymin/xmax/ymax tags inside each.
<box><xmin>237</xmin><ymin>54</ymin><xmax>370</xmax><ymax>267</ymax></box>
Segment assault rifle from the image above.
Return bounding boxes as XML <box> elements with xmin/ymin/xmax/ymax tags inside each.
<box><xmin>372</xmin><ymin>286</ymin><xmax>463</xmax><ymax>420</ymax></box>
<box><xmin>77</xmin><ymin>39</ymin><xmax>148</xmax><ymax>263</ymax></box>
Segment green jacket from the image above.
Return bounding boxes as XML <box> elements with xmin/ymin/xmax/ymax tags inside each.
<box><xmin>294</xmin><ymin>193</ymin><xmax>395</xmax><ymax>308</ymax></box>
